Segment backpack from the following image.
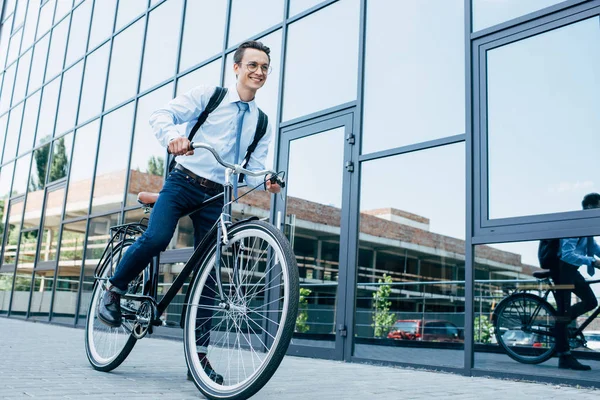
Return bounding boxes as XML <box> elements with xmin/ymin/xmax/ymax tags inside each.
<box><xmin>538</xmin><ymin>239</ymin><xmax>561</xmax><ymax>270</ymax></box>
<box><xmin>168</xmin><ymin>87</ymin><xmax>269</xmax><ymax>181</ymax></box>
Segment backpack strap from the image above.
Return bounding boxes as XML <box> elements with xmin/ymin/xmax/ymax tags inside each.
<box><xmin>168</xmin><ymin>86</ymin><xmax>228</xmax><ymax>172</ymax></box>
<box><xmin>238</xmin><ymin>108</ymin><xmax>268</xmax><ymax>183</ymax></box>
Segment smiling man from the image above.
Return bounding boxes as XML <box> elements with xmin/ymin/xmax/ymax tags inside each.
<box><xmin>96</xmin><ymin>40</ymin><xmax>279</xmax><ymax>384</ymax></box>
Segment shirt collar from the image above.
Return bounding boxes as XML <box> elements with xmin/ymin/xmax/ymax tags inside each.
<box><xmin>227</xmin><ymin>83</ymin><xmax>257</xmax><ymax>113</ymax></box>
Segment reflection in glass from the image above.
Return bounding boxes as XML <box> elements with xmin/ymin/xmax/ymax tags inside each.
<box><xmin>88</xmin><ymin>0</ymin><xmax>117</xmax><ymax>51</ymax></box>
<box><xmin>228</xmin><ymin>0</ymin><xmax>283</xmax><ymax>47</ymax></box>
<box><xmin>28</xmin><ymin>34</ymin><xmax>51</xmax><ymax>94</ymax></box>
<box><xmin>3</xmin><ymin>102</ymin><xmax>24</xmax><ymax>163</ymax></box>
<box><xmin>53</xmin><ymin>220</ymin><xmax>87</xmax><ymax>323</ymax></box>
<box><xmin>29</xmin><ymin>268</ymin><xmax>54</xmax><ymax>320</ymax></box>
<box><xmin>139</xmin><ymin>0</ymin><xmax>183</xmax><ymax>91</ymax></box>
<box><xmin>285</xmin><ymin>127</ymin><xmax>344</xmax><ymax>348</ymax></box>
<box><xmin>487</xmin><ymin>18</ymin><xmax>600</xmax><ymax>219</ymax></box>
<box><xmin>29</xmin><ymin>144</ymin><xmax>50</xmax><ymax>192</ymax></box>
<box><xmin>10</xmin><ymin>230</ymin><xmax>37</xmax><ymax>316</ymax></box>
<box><xmin>104</xmin><ymin>18</ymin><xmax>144</xmax><ymax>110</ymax></box>
<box><xmin>126</xmin><ymin>84</ymin><xmax>172</xmax><ymax>206</ymax></box>
<box><xmin>12</xmin><ymin>49</ymin><xmax>32</xmax><ymax>104</ymax></box>
<box><xmin>36</xmin><ymin>0</ymin><xmax>56</xmax><ymax>40</ymax></box>
<box><xmin>12</xmin><ymin>155</ymin><xmax>32</xmax><ymax>198</ymax></box>
<box><xmin>473</xmin><ymin>0</ymin><xmax>563</xmax><ymax>32</ymax></box>
<box><xmin>176</xmin><ymin>60</ymin><xmax>221</xmax><ymax>96</ymax></box>
<box><xmin>64</xmin><ymin>0</ymin><xmax>92</xmax><ymax>67</ymax></box>
<box><xmin>353</xmin><ymin>144</ymin><xmax>465</xmax><ymax>367</ymax></box>
<box><xmin>78</xmin><ymin>43</ymin><xmax>110</xmax><ymax>123</ymax></box>
<box><xmin>18</xmin><ymin>92</ymin><xmax>41</xmax><ymax>155</ymax></box>
<box><xmin>3</xmin><ymin>199</ymin><xmax>23</xmax><ymax>265</ymax></box>
<box><xmin>45</xmin><ymin>18</ymin><xmax>70</xmax><ymax>82</ymax></box>
<box><xmin>40</xmin><ymin>188</ymin><xmax>66</xmax><ymax>262</ymax></box>
<box><xmin>49</xmin><ymin>134</ymin><xmax>73</xmax><ymax>184</ymax></box>
<box><xmin>64</xmin><ymin>119</ymin><xmax>100</xmax><ymax>220</ymax></box>
<box><xmin>179</xmin><ymin>0</ymin><xmax>227</xmax><ymax>72</ymax></box>
<box><xmin>91</xmin><ymin>103</ymin><xmax>135</xmax><ymax>214</ymax></box>
<box><xmin>0</xmin><ymin>164</ymin><xmax>15</xmax><ymax>236</ymax></box>
<box><xmin>55</xmin><ymin>61</ymin><xmax>84</xmax><ymax>135</ymax></box>
<box><xmin>78</xmin><ymin>213</ymin><xmax>119</xmax><ymax>322</ymax></box>
<box><xmin>35</xmin><ymin>78</ymin><xmax>61</xmax><ymax>146</ymax></box>
<box><xmin>0</xmin><ymin>265</ymin><xmax>15</xmax><ymax>314</ymax></box>
<box><xmin>283</xmin><ymin>0</ymin><xmax>359</xmax><ymax>121</ymax></box>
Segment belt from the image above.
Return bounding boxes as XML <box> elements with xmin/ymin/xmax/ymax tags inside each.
<box><xmin>174</xmin><ymin>164</ymin><xmax>223</xmax><ymax>191</ymax></box>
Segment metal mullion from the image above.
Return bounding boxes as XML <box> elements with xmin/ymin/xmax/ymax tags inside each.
<box><xmin>0</xmin><ymin>161</ymin><xmax>16</xmax><ymax>268</ymax></box>
<box><xmin>60</xmin><ymin>0</ymin><xmax>93</xmax><ymax>72</ymax></box>
<box><xmin>285</xmin><ymin>0</ymin><xmax>337</xmax><ymax>24</ymax></box>
<box><xmin>358</xmin><ymin>134</ymin><xmax>466</xmax><ymax>163</ymax></box>
<box><xmin>120</xmin><ymin>0</ymin><xmax>151</xmax><ymax>223</ymax></box>
<box><xmin>111</xmin><ymin>1</ymin><xmax>148</xmax><ymax>39</ymax></box>
<box><xmin>47</xmin><ymin>181</ymin><xmax>68</xmax><ymax>323</ymax></box>
<box><xmin>224</xmin><ymin>22</ymin><xmax>285</xmax><ymax>56</ymax></box>
<box><xmin>72</xmin><ymin>217</ymin><xmax>90</xmax><ymax>326</ymax></box>
<box><xmin>220</xmin><ymin>0</ymin><xmax>232</xmax><ymax>86</ymax></box>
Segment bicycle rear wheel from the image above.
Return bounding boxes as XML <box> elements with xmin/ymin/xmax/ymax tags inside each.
<box><xmin>493</xmin><ymin>293</ymin><xmax>557</xmax><ymax>364</ymax></box>
<box><xmin>184</xmin><ymin>220</ymin><xmax>299</xmax><ymax>400</ymax></box>
<box><xmin>85</xmin><ymin>239</ymin><xmax>146</xmax><ymax>372</ymax></box>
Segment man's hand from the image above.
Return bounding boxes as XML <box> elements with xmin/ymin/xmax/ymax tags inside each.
<box><xmin>265</xmin><ymin>174</ymin><xmax>282</xmax><ymax>194</ymax></box>
<box><xmin>168</xmin><ymin>137</ymin><xmax>194</xmax><ymax>156</ymax></box>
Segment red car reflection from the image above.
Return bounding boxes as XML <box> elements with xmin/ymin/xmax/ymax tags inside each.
<box><xmin>387</xmin><ymin>319</ymin><xmax>463</xmax><ymax>342</ymax></box>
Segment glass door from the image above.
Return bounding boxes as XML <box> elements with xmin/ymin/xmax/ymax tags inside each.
<box><xmin>277</xmin><ymin>112</ymin><xmax>355</xmax><ymax>360</ymax></box>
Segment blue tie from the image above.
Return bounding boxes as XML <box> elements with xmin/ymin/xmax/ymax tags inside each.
<box><xmin>233</xmin><ymin>101</ymin><xmax>249</xmax><ymax>200</ymax></box>
<box><xmin>586</xmin><ymin>237</ymin><xmax>596</xmax><ymax>276</ymax></box>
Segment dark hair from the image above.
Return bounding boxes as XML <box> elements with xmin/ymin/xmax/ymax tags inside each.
<box><xmin>582</xmin><ymin>193</ymin><xmax>600</xmax><ymax>209</ymax></box>
<box><xmin>233</xmin><ymin>40</ymin><xmax>271</xmax><ymax>65</ymax></box>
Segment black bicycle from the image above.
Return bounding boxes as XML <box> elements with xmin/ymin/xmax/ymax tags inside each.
<box><xmin>493</xmin><ymin>268</ymin><xmax>600</xmax><ymax>364</ymax></box>
<box><xmin>84</xmin><ymin>142</ymin><xmax>299</xmax><ymax>400</ymax></box>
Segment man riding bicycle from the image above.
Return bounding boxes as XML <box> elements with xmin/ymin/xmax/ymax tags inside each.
<box><xmin>97</xmin><ymin>40</ymin><xmax>281</xmax><ymax>383</ymax></box>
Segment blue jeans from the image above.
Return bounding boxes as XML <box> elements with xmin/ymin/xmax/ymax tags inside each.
<box><xmin>110</xmin><ymin>168</ymin><xmax>222</xmax><ymax>348</ymax></box>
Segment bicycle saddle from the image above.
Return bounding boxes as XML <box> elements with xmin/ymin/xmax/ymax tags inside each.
<box><xmin>533</xmin><ymin>270</ymin><xmax>552</xmax><ymax>279</ymax></box>
<box><xmin>137</xmin><ymin>192</ymin><xmax>159</xmax><ymax>207</ymax></box>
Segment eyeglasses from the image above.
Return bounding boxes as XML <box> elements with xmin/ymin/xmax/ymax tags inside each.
<box><xmin>239</xmin><ymin>62</ymin><xmax>272</xmax><ymax>75</ymax></box>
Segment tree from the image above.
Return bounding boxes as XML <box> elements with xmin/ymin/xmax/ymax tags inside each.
<box><xmin>30</xmin><ymin>143</ymin><xmax>50</xmax><ymax>191</ymax></box>
<box><xmin>147</xmin><ymin>156</ymin><xmax>165</xmax><ymax>176</ymax></box>
<box><xmin>49</xmin><ymin>137</ymin><xmax>69</xmax><ymax>182</ymax></box>
<box><xmin>474</xmin><ymin>315</ymin><xmax>494</xmax><ymax>344</ymax></box>
<box><xmin>371</xmin><ymin>274</ymin><xmax>396</xmax><ymax>338</ymax></box>
<box><xmin>295</xmin><ymin>288</ymin><xmax>311</xmax><ymax>333</ymax></box>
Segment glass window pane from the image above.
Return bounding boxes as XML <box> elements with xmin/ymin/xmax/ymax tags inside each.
<box><xmin>12</xmin><ymin>230</ymin><xmax>37</xmax><ymax>316</ymax></box>
<box><xmin>0</xmin><ymin>114</ymin><xmax>7</xmax><ymax>160</ymax></box>
<box><xmin>55</xmin><ymin>0</ymin><xmax>73</xmax><ymax>22</ymax></box>
<box><xmin>12</xmin><ymin>0</ymin><xmax>27</xmax><ymax>28</ymax></box>
<box><xmin>3</xmin><ymin>102</ymin><xmax>24</xmax><ymax>163</ymax></box>
<box><xmin>45</xmin><ymin>18</ymin><xmax>70</xmax><ymax>82</ymax></box>
<box><xmin>78</xmin><ymin>42</ymin><xmax>109</xmax><ymax>123</ymax></box>
<box><xmin>36</xmin><ymin>0</ymin><xmax>56</xmax><ymax>40</ymax></box>
<box><xmin>28</xmin><ymin>33</ymin><xmax>51</xmax><ymax>94</ymax></box>
<box><xmin>283</xmin><ymin>0</ymin><xmax>359</xmax><ymax>122</ymax></box>
<box><xmin>29</xmin><ymin>143</ymin><xmax>50</xmax><ymax>195</ymax></box>
<box><xmin>0</xmin><ymin>62</ymin><xmax>16</xmax><ymax>113</ymax></box>
<box><xmin>225</xmin><ymin>29</ymin><xmax>282</xmax><ymax>169</ymax></box>
<box><xmin>3</xmin><ymin>0</ymin><xmax>16</xmax><ymax>19</ymax></box>
<box><xmin>48</xmin><ymin>133</ymin><xmax>73</xmax><ymax>183</ymax></box>
<box><xmin>12</xmin><ymin>154</ymin><xmax>31</xmax><ymax>199</ymax></box>
<box><xmin>0</xmin><ymin>162</ymin><xmax>15</xmax><ymax>238</ymax></box>
<box><xmin>91</xmin><ymin>103</ymin><xmax>134</xmax><ymax>214</ymax></box>
<box><xmin>64</xmin><ymin>119</ymin><xmax>99</xmax><ymax>219</ymax></box>
<box><xmin>139</xmin><ymin>0</ymin><xmax>183</xmax><ymax>92</ymax></box>
<box><xmin>35</xmin><ymin>77</ymin><xmax>60</xmax><ymax>145</ymax></box>
<box><xmin>29</xmin><ymin>267</ymin><xmax>54</xmax><ymax>320</ymax></box>
<box><xmin>6</xmin><ymin>27</ymin><xmax>23</xmax><ymax>66</ymax></box>
<box><xmin>228</xmin><ymin>0</ymin><xmax>283</xmax><ymax>46</ymax></box>
<box><xmin>126</xmin><ymin>83</ymin><xmax>172</xmax><ymax>206</ymax></box>
<box><xmin>39</xmin><ymin>187</ymin><xmax>66</xmax><ymax>263</ymax></box>
<box><xmin>176</xmin><ymin>59</ymin><xmax>221</xmax><ymax>96</ymax></box>
<box><xmin>362</xmin><ymin>0</ymin><xmax>464</xmax><ymax>153</ymax></box>
<box><xmin>18</xmin><ymin>91</ymin><xmax>41</xmax><ymax>155</ymax></box>
<box><xmin>289</xmin><ymin>0</ymin><xmax>324</xmax><ymax>17</ymax></box>
<box><xmin>21</xmin><ymin>0</ymin><xmax>41</xmax><ymax>52</ymax></box>
<box><xmin>115</xmin><ymin>0</ymin><xmax>146</xmax><ymax>32</ymax></box>
<box><xmin>88</xmin><ymin>0</ymin><xmax>116</xmax><ymax>50</ymax></box>
<box><xmin>354</xmin><ymin>143</ymin><xmax>465</xmax><ymax>367</ymax></box>
<box><xmin>179</xmin><ymin>0</ymin><xmax>227</xmax><ymax>72</ymax></box>
<box><xmin>12</xmin><ymin>48</ymin><xmax>32</xmax><ymax>104</ymax></box>
<box><xmin>55</xmin><ymin>60</ymin><xmax>83</xmax><ymax>135</ymax></box>
<box><xmin>487</xmin><ymin>17</ymin><xmax>600</xmax><ymax>219</ymax></box>
<box><xmin>0</xmin><ymin>264</ymin><xmax>15</xmax><ymax>314</ymax></box>
<box><xmin>0</xmin><ymin>17</ymin><xmax>12</xmax><ymax>69</ymax></box>
<box><xmin>78</xmin><ymin>212</ymin><xmax>119</xmax><ymax>321</ymax></box>
<box><xmin>64</xmin><ymin>0</ymin><xmax>92</xmax><ymax>67</ymax></box>
<box><xmin>473</xmin><ymin>0</ymin><xmax>563</xmax><ymax>32</ymax></box>
<box><xmin>53</xmin><ymin>219</ymin><xmax>86</xmax><ymax>323</ymax></box>
<box><xmin>3</xmin><ymin>199</ymin><xmax>24</xmax><ymax>265</ymax></box>
<box><xmin>104</xmin><ymin>17</ymin><xmax>144</xmax><ymax>110</ymax></box>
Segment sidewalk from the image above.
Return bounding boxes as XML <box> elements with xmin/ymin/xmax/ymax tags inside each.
<box><xmin>0</xmin><ymin>317</ymin><xmax>599</xmax><ymax>399</ymax></box>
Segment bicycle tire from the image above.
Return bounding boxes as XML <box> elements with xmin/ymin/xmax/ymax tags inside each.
<box><xmin>183</xmin><ymin>220</ymin><xmax>299</xmax><ymax>400</ymax></box>
<box><xmin>85</xmin><ymin>239</ymin><xmax>146</xmax><ymax>372</ymax></box>
<box><xmin>493</xmin><ymin>292</ymin><xmax>557</xmax><ymax>364</ymax></box>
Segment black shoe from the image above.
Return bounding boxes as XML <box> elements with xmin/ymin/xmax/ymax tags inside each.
<box><xmin>188</xmin><ymin>353</ymin><xmax>223</xmax><ymax>385</ymax></box>
<box><xmin>98</xmin><ymin>289</ymin><xmax>122</xmax><ymax>327</ymax></box>
<box><xmin>559</xmin><ymin>354</ymin><xmax>591</xmax><ymax>371</ymax></box>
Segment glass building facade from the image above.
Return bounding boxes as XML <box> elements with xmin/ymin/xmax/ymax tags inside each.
<box><xmin>1</xmin><ymin>0</ymin><xmax>600</xmax><ymax>387</ymax></box>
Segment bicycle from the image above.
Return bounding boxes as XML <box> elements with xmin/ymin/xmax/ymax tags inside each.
<box><xmin>84</xmin><ymin>142</ymin><xmax>299</xmax><ymax>400</ymax></box>
<box><xmin>492</xmin><ymin>268</ymin><xmax>600</xmax><ymax>364</ymax></box>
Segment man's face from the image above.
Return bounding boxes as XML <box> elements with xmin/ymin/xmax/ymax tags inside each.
<box><xmin>234</xmin><ymin>48</ymin><xmax>270</xmax><ymax>92</ymax></box>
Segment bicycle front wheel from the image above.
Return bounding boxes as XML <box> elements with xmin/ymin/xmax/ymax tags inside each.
<box><xmin>493</xmin><ymin>293</ymin><xmax>557</xmax><ymax>364</ymax></box>
<box><xmin>184</xmin><ymin>220</ymin><xmax>299</xmax><ymax>400</ymax></box>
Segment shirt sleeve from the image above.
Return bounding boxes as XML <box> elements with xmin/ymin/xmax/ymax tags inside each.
<box><xmin>560</xmin><ymin>238</ymin><xmax>595</xmax><ymax>267</ymax></box>
<box><xmin>149</xmin><ymin>85</ymin><xmax>212</xmax><ymax>147</ymax></box>
<box><xmin>592</xmin><ymin>238</ymin><xmax>600</xmax><ymax>258</ymax></box>
<box><xmin>243</xmin><ymin>121</ymin><xmax>273</xmax><ymax>189</ymax></box>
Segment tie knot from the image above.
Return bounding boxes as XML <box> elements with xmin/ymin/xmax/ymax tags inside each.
<box><xmin>237</xmin><ymin>101</ymin><xmax>249</xmax><ymax>113</ymax></box>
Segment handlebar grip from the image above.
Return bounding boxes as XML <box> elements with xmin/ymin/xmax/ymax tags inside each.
<box><xmin>270</xmin><ymin>175</ymin><xmax>286</xmax><ymax>189</ymax></box>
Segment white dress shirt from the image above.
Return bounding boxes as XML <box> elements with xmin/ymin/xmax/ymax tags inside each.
<box><xmin>149</xmin><ymin>84</ymin><xmax>272</xmax><ymax>189</ymax></box>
